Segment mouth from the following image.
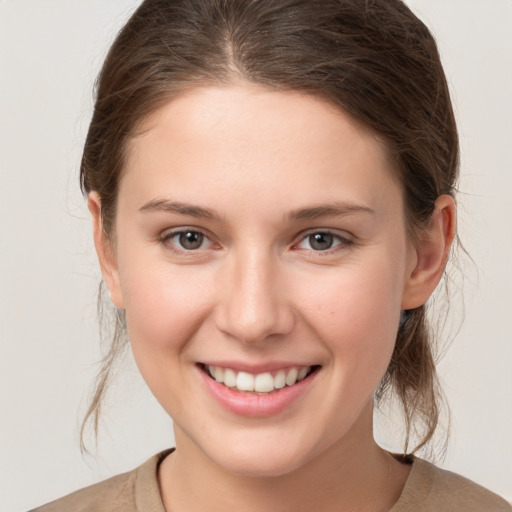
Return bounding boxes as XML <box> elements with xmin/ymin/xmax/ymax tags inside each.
<box><xmin>200</xmin><ymin>363</ymin><xmax>320</xmax><ymax>395</ymax></box>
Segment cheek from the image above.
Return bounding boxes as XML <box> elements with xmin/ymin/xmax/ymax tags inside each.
<box><xmin>297</xmin><ymin>259</ymin><xmax>403</xmax><ymax>374</ymax></box>
<box><xmin>118</xmin><ymin>255</ymin><xmax>215</xmax><ymax>360</ymax></box>
<box><xmin>118</xmin><ymin>259</ymin><xmax>219</xmax><ymax>414</ymax></box>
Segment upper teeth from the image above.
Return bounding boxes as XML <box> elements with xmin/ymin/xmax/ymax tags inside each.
<box><xmin>207</xmin><ymin>365</ymin><xmax>311</xmax><ymax>393</ymax></box>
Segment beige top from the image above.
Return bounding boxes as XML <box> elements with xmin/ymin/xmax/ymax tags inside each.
<box><xmin>31</xmin><ymin>449</ymin><xmax>511</xmax><ymax>512</ymax></box>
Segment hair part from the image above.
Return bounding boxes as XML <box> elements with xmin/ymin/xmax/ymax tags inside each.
<box><xmin>80</xmin><ymin>0</ymin><xmax>459</xmax><ymax>455</ymax></box>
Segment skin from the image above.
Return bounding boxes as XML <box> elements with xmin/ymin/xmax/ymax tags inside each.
<box><xmin>89</xmin><ymin>83</ymin><xmax>456</xmax><ymax>512</ymax></box>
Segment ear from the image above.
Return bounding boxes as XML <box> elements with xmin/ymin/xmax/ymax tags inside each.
<box><xmin>401</xmin><ymin>195</ymin><xmax>456</xmax><ymax>310</ymax></box>
<box><xmin>88</xmin><ymin>192</ymin><xmax>125</xmax><ymax>309</ymax></box>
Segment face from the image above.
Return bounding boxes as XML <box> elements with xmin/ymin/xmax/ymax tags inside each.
<box><xmin>95</xmin><ymin>84</ymin><xmax>425</xmax><ymax>476</ymax></box>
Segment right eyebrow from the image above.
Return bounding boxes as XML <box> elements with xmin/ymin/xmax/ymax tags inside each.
<box><xmin>138</xmin><ymin>199</ymin><xmax>223</xmax><ymax>221</ymax></box>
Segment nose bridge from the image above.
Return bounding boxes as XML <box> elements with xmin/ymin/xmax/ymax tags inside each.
<box><xmin>215</xmin><ymin>245</ymin><xmax>293</xmax><ymax>344</ymax></box>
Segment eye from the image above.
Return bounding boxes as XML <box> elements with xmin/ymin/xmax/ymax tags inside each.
<box><xmin>177</xmin><ymin>231</ymin><xmax>205</xmax><ymax>250</ymax></box>
<box><xmin>307</xmin><ymin>232</ymin><xmax>335</xmax><ymax>251</ymax></box>
<box><xmin>296</xmin><ymin>231</ymin><xmax>350</xmax><ymax>252</ymax></box>
<box><xmin>162</xmin><ymin>229</ymin><xmax>211</xmax><ymax>251</ymax></box>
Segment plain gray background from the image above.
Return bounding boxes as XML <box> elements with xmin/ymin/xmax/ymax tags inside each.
<box><xmin>1</xmin><ymin>1</ymin><xmax>511</xmax><ymax>510</ymax></box>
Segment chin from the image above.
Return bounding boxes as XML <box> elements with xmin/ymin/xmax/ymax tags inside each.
<box><xmin>196</xmin><ymin>431</ymin><xmax>320</xmax><ymax>478</ymax></box>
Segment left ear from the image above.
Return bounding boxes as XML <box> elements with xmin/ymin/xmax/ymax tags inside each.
<box><xmin>401</xmin><ymin>194</ymin><xmax>457</xmax><ymax>310</ymax></box>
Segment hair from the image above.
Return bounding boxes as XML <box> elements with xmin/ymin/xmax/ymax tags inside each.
<box><xmin>80</xmin><ymin>0</ymin><xmax>459</xmax><ymax>454</ymax></box>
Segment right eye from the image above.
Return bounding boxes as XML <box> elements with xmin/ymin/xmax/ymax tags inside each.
<box><xmin>161</xmin><ymin>229</ymin><xmax>212</xmax><ymax>252</ymax></box>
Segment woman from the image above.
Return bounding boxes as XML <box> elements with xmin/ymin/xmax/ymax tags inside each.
<box><xmin>30</xmin><ymin>0</ymin><xmax>511</xmax><ymax>510</ymax></box>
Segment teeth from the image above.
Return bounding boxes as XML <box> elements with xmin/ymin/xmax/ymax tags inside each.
<box><xmin>224</xmin><ymin>368</ymin><xmax>237</xmax><ymax>388</ymax></box>
<box><xmin>254</xmin><ymin>372</ymin><xmax>274</xmax><ymax>393</ymax></box>
<box><xmin>214</xmin><ymin>366</ymin><xmax>224</xmax><ymax>383</ymax></box>
<box><xmin>297</xmin><ymin>367</ymin><xmax>309</xmax><ymax>381</ymax></box>
<box><xmin>205</xmin><ymin>365</ymin><xmax>313</xmax><ymax>393</ymax></box>
<box><xmin>274</xmin><ymin>369</ymin><xmax>286</xmax><ymax>389</ymax></box>
<box><xmin>236</xmin><ymin>371</ymin><xmax>254</xmax><ymax>391</ymax></box>
<box><xmin>285</xmin><ymin>368</ymin><xmax>298</xmax><ymax>386</ymax></box>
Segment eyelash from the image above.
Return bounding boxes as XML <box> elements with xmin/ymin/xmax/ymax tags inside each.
<box><xmin>159</xmin><ymin>228</ymin><xmax>214</xmax><ymax>254</ymax></box>
<box><xmin>293</xmin><ymin>230</ymin><xmax>353</xmax><ymax>254</ymax></box>
<box><xmin>159</xmin><ymin>228</ymin><xmax>353</xmax><ymax>255</ymax></box>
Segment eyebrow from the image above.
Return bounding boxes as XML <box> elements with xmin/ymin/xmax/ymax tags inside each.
<box><xmin>138</xmin><ymin>199</ymin><xmax>223</xmax><ymax>221</ymax></box>
<box><xmin>288</xmin><ymin>202</ymin><xmax>375</xmax><ymax>220</ymax></box>
<box><xmin>138</xmin><ymin>199</ymin><xmax>374</xmax><ymax>222</ymax></box>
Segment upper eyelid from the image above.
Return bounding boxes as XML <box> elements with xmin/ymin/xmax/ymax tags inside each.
<box><xmin>294</xmin><ymin>228</ymin><xmax>353</xmax><ymax>242</ymax></box>
<box><xmin>161</xmin><ymin>226</ymin><xmax>212</xmax><ymax>239</ymax></box>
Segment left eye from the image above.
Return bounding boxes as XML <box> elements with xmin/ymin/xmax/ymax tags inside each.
<box><xmin>165</xmin><ymin>230</ymin><xmax>209</xmax><ymax>251</ymax></box>
<box><xmin>297</xmin><ymin>232</ymin><xmax>346</xmax><ymax>251</ymax></box>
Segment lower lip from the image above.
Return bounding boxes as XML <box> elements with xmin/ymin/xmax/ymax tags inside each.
<box><xmin>197</xmin><ymin>366</ymin><xmax>319</xmax><ymax>417</ymax></box>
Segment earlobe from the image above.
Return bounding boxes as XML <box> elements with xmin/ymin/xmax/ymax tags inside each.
<box><xmin>401</xmin><ymin>195</ymin><xmax>456</xmax><ymax>310</ymax></box>
<box><xmin>87</xmin><ymin>193</ymin><xmax>125</xmax><ymax>309</ymax></box>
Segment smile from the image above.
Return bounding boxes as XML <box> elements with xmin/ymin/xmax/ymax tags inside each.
<box><xmin>202</xmin><ymin>364</ymin><xmax>318</xmax><ymax>395</ymax></box>
<box><xmin>198</xmin><ymin>363</ymin><xmax>321</xmax><ymax>417</ymax></box>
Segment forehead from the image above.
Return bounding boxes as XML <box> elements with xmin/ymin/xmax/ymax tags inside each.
<box><xmin>121</xmin><ymin>84</ymin><xmax>400</xmax><ymax>213</ymax></box>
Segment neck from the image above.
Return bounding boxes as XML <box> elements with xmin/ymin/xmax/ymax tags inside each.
<box><xmin>158</xmin><ymin>407</ymin><xmax>410</xmax><ymax>512</ymax></box>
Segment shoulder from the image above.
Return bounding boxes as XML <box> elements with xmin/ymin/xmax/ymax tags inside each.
<box><xmin>29</xmin><ymin>470</ymin><xmax>135</xmax><ymax>512</ymax></box>
<box><xmin>393</xmin><ymin>457</ymin><xmax>511</xmax><ymax>512</ymax></box>
<box><xmin>29</xmin><ymin>450</ymin><xmax>172</xmax><ymax>512</ymax></box>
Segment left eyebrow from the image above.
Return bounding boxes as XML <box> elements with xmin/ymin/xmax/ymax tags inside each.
<box><xmin>288</xmin><ymin>201</ymin><xmax>375</xmax><ymax>220</ymax></box>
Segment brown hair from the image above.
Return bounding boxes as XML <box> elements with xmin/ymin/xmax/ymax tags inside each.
<box><xmin>80</xmin><ymin>0</ymin><xmax>459</xmax><ymax>454</ymax></box>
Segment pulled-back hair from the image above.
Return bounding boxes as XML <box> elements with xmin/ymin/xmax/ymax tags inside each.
<box><xmin>81</xmin><ymin>0</ymin><xmax>459</xmax><ymax>454</ymax></box>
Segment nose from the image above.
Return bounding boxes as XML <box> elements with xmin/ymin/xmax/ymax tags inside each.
<box><xmin>214</xmin><ymin>248</ymin><xmax>295</xmax><ymax>345</ymax></box>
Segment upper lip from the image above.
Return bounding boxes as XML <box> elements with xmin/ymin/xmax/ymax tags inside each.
<box><xmin>199</xmin><ymin>361</ymin><xmax>319</xmax><ymax>374</ymax></box>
